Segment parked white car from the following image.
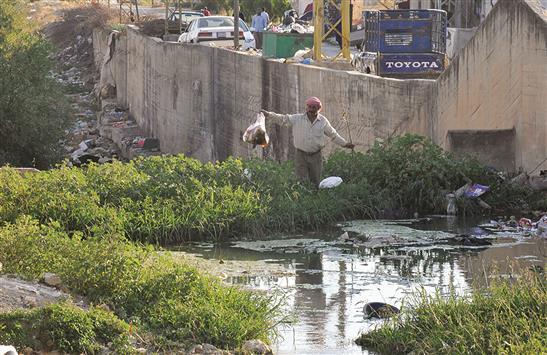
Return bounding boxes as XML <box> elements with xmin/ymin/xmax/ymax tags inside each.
<box><xmin>178</xmin><ymin>16</ymin><xmax>256</xmax><ymax>49</ymax></box>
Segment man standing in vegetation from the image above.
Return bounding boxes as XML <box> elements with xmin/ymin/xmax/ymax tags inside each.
<box><xmin>261</xmin><ymin>97</ymin><xmax>355</xmax><ymax>187</ymax></box>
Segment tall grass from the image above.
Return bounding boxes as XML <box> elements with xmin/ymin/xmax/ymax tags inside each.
<box><xmin>356</xmin><ymin>271</ymin><xmax>547</xmax><ymax>354</ymax></box>
<box><xmin>0</xmin><ymin>134</ymin><xmax>541</xmax><ymax>244</ymax></box>
<box><xmin>0</xmin><ymin>156</ymin><xmax>264</xmax><ymax>242</ymax></box>
<box><xmin>0</xmin><ymin>217</ymin><xmax>285</xmax><ymax>350</ymax></box>
<box><xmin>241</xmin><ymin>158</ymin><xmax>384</xmax><ymax>233</ymax></box>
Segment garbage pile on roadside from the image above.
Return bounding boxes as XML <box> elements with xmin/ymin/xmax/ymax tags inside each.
<box><xmin>267</xmin><ymin>22</ymin><xmax>314</xmax><ymax>34</ymax></box>
<box><xmin>351</xmin><ymin>51</ymin><xmax>377</xmax><ymax>74</ymax></box>
<box><xmin>61</xmin><ymin>99</ymin><xmax>163</xmax><ymax>167</ymax></box>
<box><xmin>44</xmin><ymin>9</ymin><xmax>127</xmax><ymax>167</ymax></box>
<box><xmin>267</xmin><ymin>10</ymin><xmax>314</xmax><ymax>34</ymax></box>
<box><xmin>264</xmin><ymin>48</ymin><xmax>315</xmax><ymax>65</ymax></box>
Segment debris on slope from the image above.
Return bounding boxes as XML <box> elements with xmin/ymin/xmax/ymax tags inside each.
<box><xmin>42</xmin><ymin>4</ymin><xmax>116</xmax><ymax>83</ymax></box>
<box><xmin>29</xmin><ymin>2</ymin><xmax>123</xmax><ymax>165</ymax></box>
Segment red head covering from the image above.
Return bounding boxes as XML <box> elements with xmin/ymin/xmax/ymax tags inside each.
<box><xmin>305</xmin><ymin>96</ymin><xmax>322</xmax><ymax>108</ymax></box>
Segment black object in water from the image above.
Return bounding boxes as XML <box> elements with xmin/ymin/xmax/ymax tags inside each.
<box><xmin>450</xmin><ymin>234</ymin><xmax>492</xmax><ymax>246</ymax></box>
<box><xmin>363</xmin><ymin>302</ymin><xmax>400</xmax><ymax>319</ymax></box>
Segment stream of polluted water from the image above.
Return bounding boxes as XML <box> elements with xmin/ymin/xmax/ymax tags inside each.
<box><xmin>171</xmin><ymin>216</ymin><xmax>545</xmax><ymax>355</ymax></box>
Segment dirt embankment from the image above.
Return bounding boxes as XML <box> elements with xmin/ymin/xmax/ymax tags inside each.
<box><xmin>38</xmin><ymin>2</ymin><xmax>116</xmax><ymax>83</ymax></box>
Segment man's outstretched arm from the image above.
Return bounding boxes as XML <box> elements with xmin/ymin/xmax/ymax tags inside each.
<box><xmin>260</xmin><ymin>109</ymin><xmax>293</xmax><ymax>127</ymax></box>
<box><xmin>324</xmin><ymin>121</ymin><xmax>355</xmax><ymax>149</ymax></box>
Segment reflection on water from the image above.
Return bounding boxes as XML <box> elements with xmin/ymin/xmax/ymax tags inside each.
<box><xmin>266</xmin><ymin>249</ymin><xmax>473</xmax><ymax>355</ymax></box>
<box><xmin>173</xmin><ymin>217</ymin><xmax>545</xmax><ymax>355</ymax></box>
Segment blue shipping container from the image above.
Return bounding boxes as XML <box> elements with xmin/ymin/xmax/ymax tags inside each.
<box><xmin>364</xmin><ymin>10</ymin><xmax>447</xmax><ymax>54</ymax></box>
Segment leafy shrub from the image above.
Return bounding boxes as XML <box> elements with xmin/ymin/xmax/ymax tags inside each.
<box><xmin>0</xmin><ymin>303</ymin><xmax>131</xmax><ymax>353</ymax></box>
<box><xmin>0</xmin><ymin>1</ymin><xmax>71</xmax><ymax>168</ymax></box>
<box><xmin>122</xmin><ymin>259</ymin><xmax>281</xmax><ymax>349</ymax></box>
<box><xmin>325</xmin><ymin>135</ymin><xmax>467</xmax><ymax>213</ymax></box>
<box><xmin>85</xmin><ymin>160</ymin><xmax>150</xmax><ymax>205</ymax></box>
<box><xmin>240</xmin><ymin>158</ymin><xmax>385</xmax><ymax>232</ymax></box>
<box><xmin>0</xmin><ymin>218</ymin><xmax>283</xmax><ymax>349</ymax></box>
<box><xmin>0</xmin><ymin>159</ymin><xmax>264</xmax><ymax>242</ymax></box>
<box><xmin>0</xmin><ymin>216</ymin><xmax>148</xmax><ymax>302</ymax></box>
<box><xmin>1</xmin><ymin>135</ymin><xmax>542</xmax><ymax>244</ymax></box>
<box><xmin>325</xmin><ymin>134</ymin><xmax>543</xmax><ymax>214</ymax></box>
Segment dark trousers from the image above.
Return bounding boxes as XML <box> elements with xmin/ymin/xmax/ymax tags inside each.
<box><xmin>295</xmin><ymin>149</ymin><xmax>323</xmax><ymax>187</ymax></box>
<box><xmin>254</xmin><ymin>31</ymin><xmax>263</xmax><ymax>49</ymax></box>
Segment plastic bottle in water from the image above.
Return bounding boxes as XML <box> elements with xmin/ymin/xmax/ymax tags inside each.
<box><xmin>446</xmin><ymin>193</ymin><xmax>457</xmax><ymax>215</ymax></box>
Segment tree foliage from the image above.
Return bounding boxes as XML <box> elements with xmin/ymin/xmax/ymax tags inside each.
<box><xmin>0</xmin><ymin>0</ymin><xmax>71</xmax><ymax>168</ymax></box>
<box><xmin>194</xmin><ymin>0</ymin><xmax>291</xmax><ymax>21</ymax></box>
<box><xmin>240</xmin><ymin>0</ymin><xmax>292</xmax><ymax>20</ymax></box>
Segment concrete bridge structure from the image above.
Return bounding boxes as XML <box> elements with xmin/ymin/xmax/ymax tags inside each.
<box><xmin>93</xmin><ymin>0</ymin><xmax>546</xmax><ymax>174</ymax></box>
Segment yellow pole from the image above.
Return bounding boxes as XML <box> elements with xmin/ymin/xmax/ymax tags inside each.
<box><xmin>341</xmin><ymin>0</ymin><xmax>350</xmax><ymax>59</ymax></box>
<box><xmin>313</xmin><ymin>0</ymin><xmax>323</xmax><ymax>62</ymax></box>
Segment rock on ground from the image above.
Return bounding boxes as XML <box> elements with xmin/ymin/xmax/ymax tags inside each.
<box><xmin>188</xmin><ymin>343</ymin><xmax>230</xmax><ymax>354</ymax></box>
<box><xmin>0</xmin><ymin>276</ymin><xmax>71</xmax><ymax>312</ymax></box>
<box><xmin>241</xmin><ymin>340</ymin><xmax>273</xmax><ymax>355</ymax></box>
<box><xmin>43</xmin><ymin>272</ymin><xmax>62</xmax><ymax>287</ymax></box>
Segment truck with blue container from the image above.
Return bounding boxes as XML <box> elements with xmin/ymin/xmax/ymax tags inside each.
<box><xmin>353</xmin><ymin>9</ymin><xmax>447</xmax><ymax>78</ymax></box>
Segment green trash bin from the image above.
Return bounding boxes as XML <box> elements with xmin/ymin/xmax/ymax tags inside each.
<box><xmin>262</xmin><ymin>32</ymin><xmax>314</xmax><ymax>59</ymax></box>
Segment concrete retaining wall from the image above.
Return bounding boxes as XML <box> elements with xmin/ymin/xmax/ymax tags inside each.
<box><xmin>94</xmin><ymin>27</ymin><xmax>434</xmax><ymax>163</ymax></box>
<box><xmin>448</xmin><ymin>129</ymin><xmax>516</xmax><ymax>171</ymax></box>
<box><xmin>92</xmin><ymin>29</ymin><xmax>128</xmax><ymax>108</ymax></box>
<box><xmin>92</xmin><ymin>0</ymin><xmax>546</xmax><ymax>173</ymax></box>
<box><xmin>434</xmin><ymin>0</ymin><xmax>547</xmax><ymax>173</ymax></box>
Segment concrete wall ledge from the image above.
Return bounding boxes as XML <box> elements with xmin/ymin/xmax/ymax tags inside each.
<box><xmin>92</xmin><ymin>0</ymin><xmax>546</xmax><ymax>174</ymax></box>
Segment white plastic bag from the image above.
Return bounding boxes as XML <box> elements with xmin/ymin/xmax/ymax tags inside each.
<box><xmin>243</xmin><ymin>112</ymin><xmax>269</xmax><ymax>148</ymax></box>
<box><xmin>537</xmin><ymin>216</ymin><xmax>547</xmax><ymax>237</ymax></box>
<box><xmin>0</xmin><ymin>345</ymin><xmax>17</xmax><ymax>355</ymax></box>
<box><xmin>319</xmin><ymin>176</ymin><xmax>343</xmax><ymax>189</ymax></box>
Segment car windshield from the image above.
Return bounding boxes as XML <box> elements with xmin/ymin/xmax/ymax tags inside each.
<box><xmin>198</xmin><ymin>17</ymin><xmax>249</xmax><ymax>31</ymax></box>
<box><xmin>171</xmin><ymin>12</ymin><xmax>202</xmax><ymax>22</ymax></box>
